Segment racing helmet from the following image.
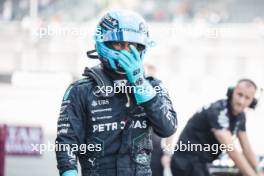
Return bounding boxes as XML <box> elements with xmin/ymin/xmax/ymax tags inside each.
<box><xmin>93</xmin><ymin>10</ymin><xmax>154</xmax><ymax>72</ymax></box>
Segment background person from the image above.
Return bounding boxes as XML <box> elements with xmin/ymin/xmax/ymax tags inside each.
<box><xmin>171</xmin><ymin>79</ymin><xmax>264</xmax><ymax>176</ymax></box>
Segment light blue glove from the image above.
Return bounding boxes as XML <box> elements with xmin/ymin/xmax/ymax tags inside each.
<box><xmin>62</xmin><ymin>170</ymin><xmax>78</xmax><ymax>176</ymax></box>
<box><xmin>96</xmin><ymin>41</ymin><xmax>119</xmax><ymax>70</ymax></box>
<box><xmin>117</xmin><ymin>45</ymin><xmax>156</xmax><ymax>104</ymax></box>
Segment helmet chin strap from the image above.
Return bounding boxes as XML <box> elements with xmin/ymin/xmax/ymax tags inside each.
<box><xmin>86</xmin><ymin>49</ymin><xmax>99</xmax><ymax>59</ymax></box>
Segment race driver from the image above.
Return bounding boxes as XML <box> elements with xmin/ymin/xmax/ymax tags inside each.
<box><xmin>55</xmin><ymin>10</ymin><xmax>177</xmax><ymax>176</ymax></box>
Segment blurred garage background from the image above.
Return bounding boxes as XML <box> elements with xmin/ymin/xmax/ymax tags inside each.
<box><xmin>0</xmin><ymin>0</ymin><xmax>264</xmax><ymax>175</ymax></box>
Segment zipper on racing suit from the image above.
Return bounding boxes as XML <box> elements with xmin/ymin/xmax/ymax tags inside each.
<box><xmin>125</xmin><ymin>92</ymin><xmax>130</xmax><ymax>107</ymax></box>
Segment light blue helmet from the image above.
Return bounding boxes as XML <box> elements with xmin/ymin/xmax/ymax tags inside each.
<box><xmin>94</xmin><ymin>10</ymin><xmax>153</xmax><ymax>71</ymax></box>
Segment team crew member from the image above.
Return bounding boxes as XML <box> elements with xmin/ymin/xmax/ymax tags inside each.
<box><xmin>55</xmin><ymin>10</ymin><xmax>177</xmax><ymax>176</ymax></box>
<box><xmin>171</xmin><ymin>79</ymin><xmax>263</xmax><ymax>176</ymax></box>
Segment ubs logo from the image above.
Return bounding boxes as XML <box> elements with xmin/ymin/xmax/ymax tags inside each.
<box><xmin>91</xmin><ymin>99</ymin><xmax>110</xmax><ymax>107</ymax></box>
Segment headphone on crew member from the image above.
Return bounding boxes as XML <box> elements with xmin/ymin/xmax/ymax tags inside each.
<box><xmin>226</xmin><ymin>79</ymin><xmax>258</xmax><ymax>109</ymax></box>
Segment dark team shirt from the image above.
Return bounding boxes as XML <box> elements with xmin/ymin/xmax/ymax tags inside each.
<box><xmin>175</xmin><ymin>99</ymin><xmax>246</xmax><ymax>162</ymax></box>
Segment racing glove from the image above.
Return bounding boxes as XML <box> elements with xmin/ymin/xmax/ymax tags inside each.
<box><xmin>62</xmin><ymin>170</ymin><xmax>78</xmax><ymax>176</ymax></box>
<box><xmin>96</xmin><ymin>42</ymin><xmax>119</xmax><ymax>70</ymax></box>
<box><xmin>117</xmin><ymin>45</ymin><xmax>156</xmax><ymax>104</ymax></box>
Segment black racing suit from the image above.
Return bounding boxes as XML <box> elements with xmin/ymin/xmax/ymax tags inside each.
<box><xmin>56</xmin><ymin>65</ymin><xmax>177</xmax><ymax>176</ymax></box>
<box><xmin>171</xmin><ymin>99</ymin><xmax>246</xmax><ymax>176</ymax></box>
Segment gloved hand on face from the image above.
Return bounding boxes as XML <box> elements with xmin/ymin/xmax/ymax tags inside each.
<box><xmin>116</xmin><ymin>45</ymin><xmax>156</xmax><ymax>104</ymax></box>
